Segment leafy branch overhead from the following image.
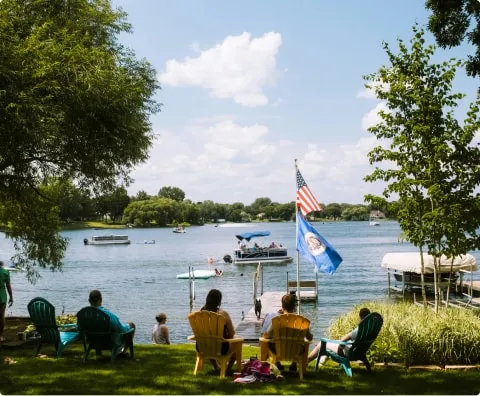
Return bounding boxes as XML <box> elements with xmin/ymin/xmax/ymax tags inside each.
<box><xmin>0</xmin><ymin>0</ymin><xmax>161</xmax><ymax>281</ymax></box>
<box><xmin>426</xmin><ymin>0</ymin><xmax>480</xmax><ymax>78</ymax></box>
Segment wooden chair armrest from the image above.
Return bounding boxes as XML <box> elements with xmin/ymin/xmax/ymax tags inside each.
<box><xmin>259</xmin><ymin>337</ymin><xmax>270</xmax><ymax>342</ymax></box>
<box><xmin>187</xmin><ymin>335</ymin><xmax>196</xmax><ymax>341</ymax></box>
<box><xmin>320</xmin><ymin>337</ymin><xmax>352</xmax><ymax>347</ymax></box>
<box><xmin>226</xmin><ymin>337</ymin><xmax>243</xmax><ymax>343</ymax></box>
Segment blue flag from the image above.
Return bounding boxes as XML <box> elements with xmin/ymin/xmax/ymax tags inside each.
<box><xmin>296</xmin><ymin>212</ymin><xmax>343</xmax><ymax>275</ymax></box>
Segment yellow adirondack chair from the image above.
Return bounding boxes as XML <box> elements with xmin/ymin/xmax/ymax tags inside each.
<box><xmin>259</xmin><ymin>313</ymin><xmax>311</xmax><ymax>380</ymax></box>
<box><xmin>188</xmin><ymin>310</ymin><xmax>243</xmax><ymax>378</ymax></box>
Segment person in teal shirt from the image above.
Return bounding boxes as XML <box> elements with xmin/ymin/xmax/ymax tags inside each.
<box><xmin>0</xmin><ymin>260</ymin><xmax>13</xmax><ymax>342</ymax></box>
<box><xmin>87</xmin><ymin>289</ymin><xmax>135</xmax><ymax>355</ymax></box>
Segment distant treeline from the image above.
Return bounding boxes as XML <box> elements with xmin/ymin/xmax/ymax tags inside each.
<box><xmin>53</xmin><ymin>183</ymin><xmax>397</xmax><ymax>226</ymax></box>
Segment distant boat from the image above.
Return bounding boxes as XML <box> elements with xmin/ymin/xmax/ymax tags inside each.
<box><xmin>173</xmin><ymin>226</ymin><xmax>186</xmax><ymax>233</ymax></box>
<box><xmin>83</xmin><ymin>235</ymin><xmax>131</xmax><ymax>245</ymax></box>
<box><xmin>369</xmin><ymin>216</ymin><xmax>380</xmax><ymax>226</ymax></box>
<box><xmin>223</xmin><ymin>231</ymin><xmax>293</xmax><ymax>265</ymax></box>
<box><xmin>218</xmin><ymin>223</ymin><xmax>257</xmax><ymax>228</ymax></box>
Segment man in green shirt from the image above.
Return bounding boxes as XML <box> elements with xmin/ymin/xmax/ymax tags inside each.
<box><xmin>0</xmin><ymin>260</ymin><xmax>13</xmax><ymax>342</ymax></box>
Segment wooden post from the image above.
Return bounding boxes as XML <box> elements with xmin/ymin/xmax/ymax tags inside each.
<box><xmin>387</xmin><ymin>271</ymin><xmax>391</xmax><ymax>297</ymax></box>
<box><xmin>261</xmin><ymin>263</ymin><xmax>264</xmax><ymax>295</ymax></box>
<box><xmin>253</xmin><ymin>272</ymin><xmax>256</xmax><ymax>303</ymax></box>
<box><xmin>189</xmin><ymin>266</ymin><xmax>193</xmax><ymax>312</ymax></box>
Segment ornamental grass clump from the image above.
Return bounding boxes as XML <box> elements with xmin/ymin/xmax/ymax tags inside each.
<box><xmin>326</xmin><ymin>301</ymin><xmax>480</xmax><ymax>367</ymax></box>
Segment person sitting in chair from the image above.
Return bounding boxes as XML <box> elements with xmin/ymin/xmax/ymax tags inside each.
<box><xmin>308</xmin><ymin>307</ymin><xmax>371</xmax><ymax>365</ymax></box>
<box><xmin>200</xmin><ymin>289</ymin><xmax>236</xmax><ymax>372</ymax></box>
<box><xmin>263</xmin><ymin>294</ymin><xmax>313</xmax><ymax>372</ymax></box>
<box><xmin>88</xmin><ymin>289</ymin><xmax>136</xmax><ymax>356</ymax></box>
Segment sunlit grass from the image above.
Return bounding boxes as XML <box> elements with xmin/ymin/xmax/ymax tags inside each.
<box><xmin>1</xmin><ymin>342</ymin><xmax>479</xmax><ymax>394</ymax></box>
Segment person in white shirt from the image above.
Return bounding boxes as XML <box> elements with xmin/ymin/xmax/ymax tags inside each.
<box><xmin>151</xmin><ymin>312</ymin><xmax>170</xmax><ymax>344</ymax></box>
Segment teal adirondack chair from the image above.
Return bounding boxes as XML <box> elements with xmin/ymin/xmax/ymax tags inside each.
<box><xmin>27</xmin><ymin>297</ymin><xmax>80</xmax><ymax>358</ymax></box>
<box><xmin>76</xmin><ymin>306</ymin><xmax>134</xmax><ymax>362</ymax></box>
<box><xmin>315</xmin><ymin>312</ymin><xmax>383</xmax><ymax>377</ymax></box>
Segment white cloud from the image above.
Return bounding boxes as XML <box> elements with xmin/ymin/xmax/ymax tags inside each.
<box><xmin>158</xmin><ymin>32</ymin><xmax>282</xmax><ymax>107</ymax></box>
<box><xmin>361</xmin><ymin>102</ymin><xmax>388</xmax><ymax>131</ymax></box>
<box><xmin>357</xmin><ymin>82</ymin><xmax>390</xmax><ymax>100</ymax></box>
<box><xmin>127</xmin><ymin>121</ymin><xmax>387</xmax><ymax>205</ymax></box>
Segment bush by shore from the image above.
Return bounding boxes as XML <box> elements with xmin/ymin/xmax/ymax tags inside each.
<box><xmin>327</xmin><ymin>301</ymin><xmax>480</xmax><ymax>367</ymax></box>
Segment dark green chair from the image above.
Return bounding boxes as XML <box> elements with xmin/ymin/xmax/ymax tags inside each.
<box><xmin>76</xmin><ymin>306</ymin><xmax>134</xmax><ymax>363</ymax></box>
<box><xmin>315</xmin><ymin>312</ymin><xmax>383</xmax><ymax>377</ymax></box>
<box><xmin>27</xmin><ymin>297</ymin><xmax>80</xmax><ymax>358</ymax></box>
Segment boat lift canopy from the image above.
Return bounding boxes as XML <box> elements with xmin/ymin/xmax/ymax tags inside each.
<box><xmin>235</xmin><ymin>231</ymin><xmax>271</xmax><ymax>242</ymax></box>
<box><xmin>381</xmin><ymin>252</ymin><xmax>478</xmax><ymax>274</ymax></box>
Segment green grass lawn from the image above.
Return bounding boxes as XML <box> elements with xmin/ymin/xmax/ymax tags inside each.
<box><xmin>60</xmin><ymin>221</ymin><xmax>126</xmax><ymax>230</ymax></box>
<box><xmin>1</xmin><ymin>342</ymin><xmax>479</xmax><ymax>395</ymax></box>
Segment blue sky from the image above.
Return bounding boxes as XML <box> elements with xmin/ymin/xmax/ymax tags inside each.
<box><xmin>111</xmin><ymin>0</ymin><xmax>477</xmax><ymax>205</ymax></box>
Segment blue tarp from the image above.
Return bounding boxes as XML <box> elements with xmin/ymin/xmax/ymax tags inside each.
<box><xmin>235</xmin><ymin>231</ymin><xmax>271</xmax><ymax>242</ymax></box>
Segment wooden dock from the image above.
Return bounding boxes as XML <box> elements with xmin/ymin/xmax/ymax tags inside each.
<box><xmin>287</xmin><ymin>280</ymin><xmax>318</xmax><ymax>301</ymax></box>
<box><xmin>235</xmin><ymin>264</ymin><xmax>319</xmax><ymax>343</ymax></box>
<box><xmin>235</xmin><ymin>291</ymin><xmax>284</xmax><ymax>343</ymax></box>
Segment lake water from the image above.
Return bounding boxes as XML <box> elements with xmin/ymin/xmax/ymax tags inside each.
<box><xmin>3</xmin><ymin>221</ymin><xmax>479</xmax><ymax>344</ymax></box>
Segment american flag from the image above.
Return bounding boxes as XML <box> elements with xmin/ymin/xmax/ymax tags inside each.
<box><xmin>296</xmin><ymin>168</ymin><xmax>322</xmax><ymax>217</ymax></box>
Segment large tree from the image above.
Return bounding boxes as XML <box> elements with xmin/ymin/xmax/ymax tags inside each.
<box><xmin>364</xmin><ymin>25</ymin><xmax>480</xmax><ymax>308</ymax></box>
<box><xmin>426</xmin><ymin>0</ymin><xmax>480</xmax><ymax>77</ymax></box>
<box><xmin>0</xmin><ymin>0</ymin><xmax>160</xmax><ymax>280</ymax></box>
<box><xmin>158</xmin><ymin>186</ymin><xmax>185</xmax><ymax>202</ymax></box>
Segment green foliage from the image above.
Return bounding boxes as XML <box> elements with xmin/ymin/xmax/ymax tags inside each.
<box><xmin>341</xmin><ymin>205</ymin><xmax>369</xmax><ymax>221</ymax></box>
<box><xmin>0</xmin><ymin>0</ymin><xmax>160</xmax><ymax>280</ymax></box>
<box><xmin>95</xmin><ymin>187</ymin><xmax>131</xmax><ymax>223</ymax></box>
<box><xmin>426</xmin><ymin>0</ymin><xmax>480</xmax><ymax>77</ymax></box>
<box><xmin>327</xmin><ymin>301</ymin><xmax>480</xmax><ymax>366</ymax></box>
<box><xmin>25</xmin><ymin>313</ymin><xmax>77</xmax><ymax>333</ymax></box>
<box><xmin>324</xmin><ymin>203</ymin><xmax>342</xmax><ymax>220</ymax></box>
<box><xmin>158</xmin><ymin>186</ymin><xmax>186</xmax><ymax>202</ymax></box>
<box><xmin>364</xmin><ymin>25</ymin><xmax>480</xmax><ymax>307</ymax></box>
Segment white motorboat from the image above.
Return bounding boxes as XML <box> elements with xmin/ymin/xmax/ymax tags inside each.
<box><xmin>83</xmin><ymin>235</ymin><xmax>131</xmax><ymax>245</ymax></box>
<box><xmin>381</xmin><ymin>252</ymin><xmax>478</xmax><ymax>292</ymax></box>
<box><xmin>369</xmin><ymin>216</ymin><xmax>380</xmax><ymax>226</ymax></box>
<box><xmin>223</xmin><ymin>231</ymin><xmax>293</xmax><ymax>265</ymax></box>
<box><xmin>173</xmin><ymin>226</ymin><xmax>186</xmax><ymax>233</ymax></box>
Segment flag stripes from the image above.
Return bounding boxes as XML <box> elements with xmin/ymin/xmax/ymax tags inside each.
<box><xmin>296</xmin><ymin>169</ymin><xmax>322</xmax><ymax>217</ymax></box>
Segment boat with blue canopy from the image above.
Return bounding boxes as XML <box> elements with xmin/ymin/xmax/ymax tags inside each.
<box><xmin>223</xmin><ymin>230</ymin><xmax>293</xmax><ymax>265</ymax></box>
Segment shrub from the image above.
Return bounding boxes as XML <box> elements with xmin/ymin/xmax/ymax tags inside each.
<box><xmin>25</xmin><ymin>314</ymin><xmax>77</xmax><ymax>333</ymax></box>
<box><xmin>326</xmin><ymin>301</ymin><xmax>480</xmax><ymax>367</ymax></box>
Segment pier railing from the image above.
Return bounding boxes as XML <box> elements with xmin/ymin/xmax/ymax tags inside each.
<box><xmin>286</xmin><ymin>271</ymin><xmax>319</xmax><ymax>302</ymax></box>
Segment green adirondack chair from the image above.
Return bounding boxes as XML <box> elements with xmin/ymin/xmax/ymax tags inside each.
<box><xmin>27</xmin><ymin>297</ymin><xmax>80</xmax><ymax>358</ymax></box>
<box><xmin>76</xmin><ymin>306</ymin><xmax>134</xmax><ymax>362</ymax></box>
<box><xmin>315</xmin><ymin>312</ymin><xmax>383</xmax><ymax>377</ymax></box>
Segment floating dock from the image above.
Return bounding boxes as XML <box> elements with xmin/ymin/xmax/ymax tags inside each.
<box><xmin>235</xmin><ymin>291</ymin><xmax>283</xmax><ymax>343</ymax></box>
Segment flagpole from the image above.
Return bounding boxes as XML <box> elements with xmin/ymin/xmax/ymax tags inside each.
<box><xmin>295</xmin><ymin>159</ymin><xmax>301</xmax><ymax>314</ymax></box>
